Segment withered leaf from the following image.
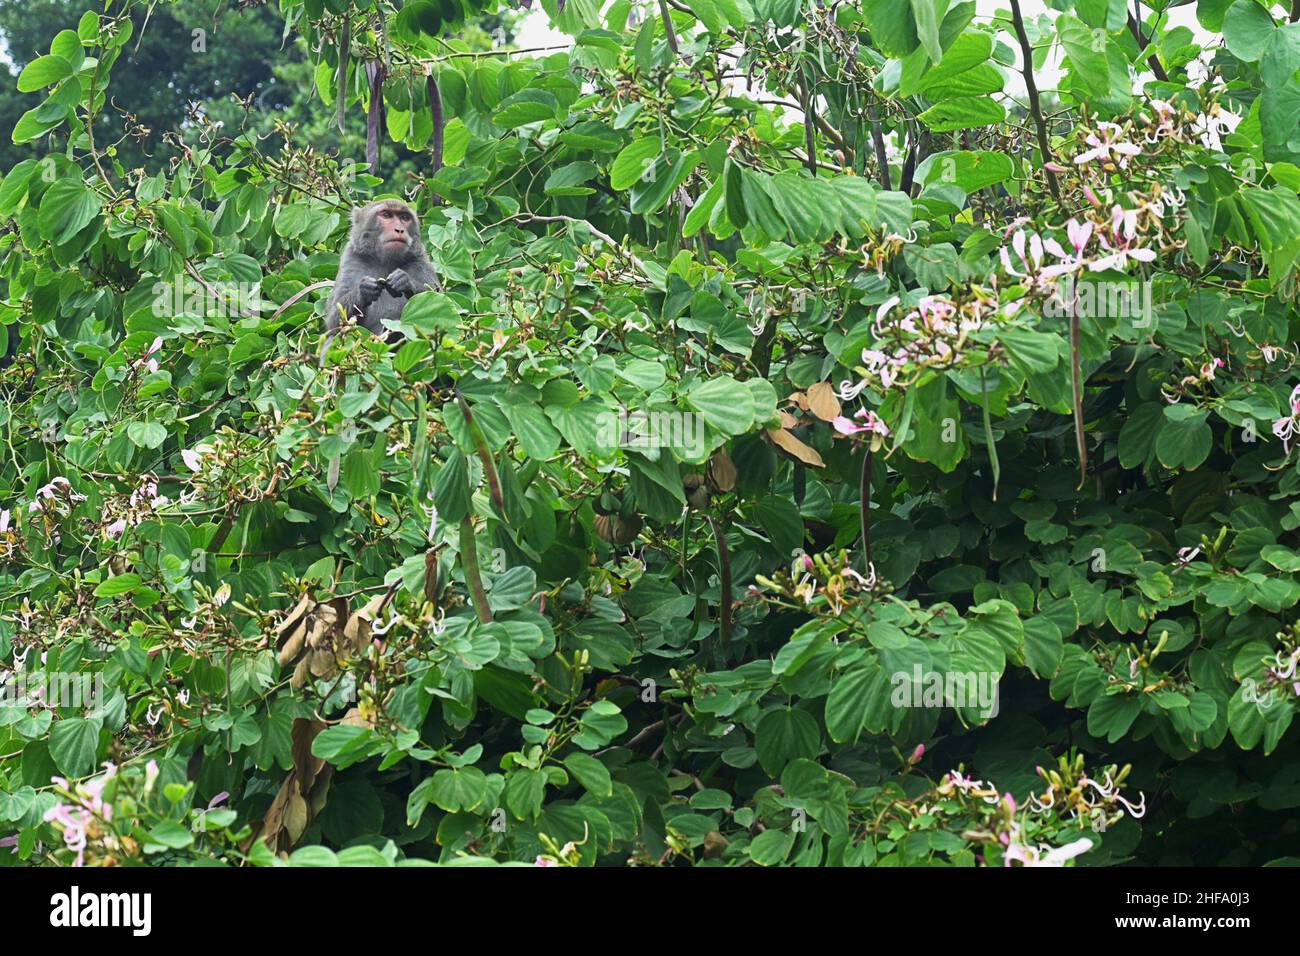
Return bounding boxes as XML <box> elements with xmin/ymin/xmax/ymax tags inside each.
<box><xmin>806</xmin><ymin>382</ymin><xmax>842</xmax><ymax>422</ymax></box>
<box><xmin>276</xmin><ymin>621</ymin><xmax>307</xmax><ymax>667</ymax></box>
<box><xmin>766</xmin><ymin>427</ymin><xmax>825</xmax><ymax>467</ymax></box>
<box><xmin>707</xmin><ymin>449</ymin><xmax>737</xmax><ymax>492</ymax></box>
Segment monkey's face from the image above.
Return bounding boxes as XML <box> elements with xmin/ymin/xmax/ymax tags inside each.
<box><xmin>354</xmin><ymin>201</ymin><xmax>422</xmax><ymax>264</ymax></box>
<box><xmin>376</xmin><ymin>204</ymin><xmax>413</xmax><ymax>251</ymax></box>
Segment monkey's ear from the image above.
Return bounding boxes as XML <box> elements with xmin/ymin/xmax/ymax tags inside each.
<box><xmin>351</xmin><ymin>205</ymin><xmax>369</xmax><ymax>227</ymax></box>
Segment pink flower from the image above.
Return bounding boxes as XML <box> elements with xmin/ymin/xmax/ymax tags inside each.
<box><xmin>105</xmin><ymin>518</ymin><xmax>127</xmax><ymax>539</ymax></box>
<box><xmin>1273</xmin><ymin>385</ymin><xmax>1300</xmax><ymax>452</ymax></box>
<box><xmin>908</xmin><ymin>743</ymin><xmax>925</xmax><ymax>765</ymax></box>
<box><xmin>133</xmin><ymin>337</ymin><xmax>163</xmax><ymax>374</ymax></box>
<box><xmin>1090</xmin><ymin>229</ymin><xmax>1155</xmax><ymax>273</ymax></box>
<box><xmin>534</xmin><ymin>855</ymin><xmax>559</xmax><ymax>867</ymax></box>
<box><xmin>833</xmin><ymin>409</ymin><xmax>890</xmax><ymax>439</ymax></box>
<box><xmin>1000</xmin><ymin>229</ymin><xmax>1045</xmax><ymax>278</ymax></box>
<box><xmin>1066</xmin><ymin>219</ymin><xmax>1093</xmax><ymax>255</ymax></box>
<box><xmin>1073</xmin><ymin>123</ymin><xmax>1142</xmax><ymax>167</ymax></box>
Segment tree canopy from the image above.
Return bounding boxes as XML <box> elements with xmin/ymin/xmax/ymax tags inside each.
<box><xmin>2</xmin><ymin>0</ymin><xmax>1300</xmax><ymax>867</ymax></box>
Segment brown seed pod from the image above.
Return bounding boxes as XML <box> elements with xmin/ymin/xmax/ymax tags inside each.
<box><xmin>594</xmin><ymin>512</ymin><xmax>643</xmax><ymax>545</ymax></box>
<box><xmin>683</xmin><ymin>473</ymin><xmax>710</xmax><ymax>509</ymax></box>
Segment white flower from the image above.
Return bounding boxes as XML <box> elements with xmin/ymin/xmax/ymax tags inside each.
<box><xmin>181</xmin><ymin>444</ymin><xmax>213</xmax><ymax>472</ymax></box>
<box><xmin>1036</xmin><ymin>837</ymin><xmax>1095</xmax><ymax>866</ymax></box>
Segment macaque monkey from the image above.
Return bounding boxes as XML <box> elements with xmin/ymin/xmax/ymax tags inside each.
<box><xmin>325</xmin><ymin>199</ymin><xmax>439</xmax><ymax>336</ymax></box>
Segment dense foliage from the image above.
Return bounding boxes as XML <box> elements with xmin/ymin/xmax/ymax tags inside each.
<box><xmin>2</xmin><ymin>0</ymin><xmax>1300</xmax><ymax>867</ymax></box>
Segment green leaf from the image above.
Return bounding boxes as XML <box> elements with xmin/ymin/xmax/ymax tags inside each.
<box><xmin>505</xmin><ymin>768</ymin><xmax>548</xmax><ymax>820</ymax></box>
<box><xmin>912</xmin><ymin>0</ymin><xmax>947</xmax><ymax>64</ymax></box>
<box><xmin>433</xmin><ymin>453</ymin><xmax>471</xmax><ymax>524</ymax></box>
<box><xmin>754</xmin><ymin>707</ymin><xmax>820</xmax><ymax>777</ymax></box>
<box><xmin>544</xmin><ymin>161</ymin><xmax>600</xmax><ymax>196</ymax></box>
<box><xmin>1118</xmin><ymin>401</ymin><xmax>1163</xmax><ymax>468</ymax></box>
<box><xmin>999</xmin><ymin>328</ymin><xmax>1060</xmax><ymax>374</ymax></box>
<box><xmin>1057</xmin><ymin>14</ymin><xmax>1110</xmax><ymax>93</ymax></box>
<box><xmin>904</xmin><ymin>29</ymin><xmax>993</xmax><ymax>97</ymax></box>
<box><xmin>610</xmin><ymin>137</ymin><xmax>662</xmax><ymax>190</ymax></box>
<box><xmin>49</xmin><ymin>718</ymin><xmax>102</xmax><ymax>777</ymax></box>
<box><xmin>493</xmin><ymin>89</ymin><xmax>558</xmax><ymax>128</ymax></box>
<box><xmin>563</xmin><ymin>752</ymin><xmax>613</xmax><ymax>798</ymax></box>
<box><xmin>687</xmin><ymin>375</ymin><xmax>755</xmax><ymax>436</ymax></box>
<box><xmin>94</xmin><ymin>573</ymin><xmax>142</xmax><ymax>598</ymax></box>
<box><xmin>825</xmin><ymin>664</ymin><xmax>888</xmax><ymax>744</ymax></box>
<box><xmin>917</xmin><ymin>97</ymin><xmax>1005</xmax><ymax>132</ymax></box>
<box><xmin>1155</xmin><ymin>405</ymin><xmax>1212</xmax><ymax>470</ymax></box>
<box><xmin>16</xmin><ymin>55</ymin><xmax>74</xmax><ymax>92</ymax></box>
<box><xmin>1223</xmin><ymin>0</ymin><xmax>1277</xmax><ymax>62</ymax></box>
<box><xmin>127</xmin><ymin>421</ymin><xmax>168</xmax><ymax>449</ymax></box>
<box><xmin>1261</xmin><ymin>545</ymin><xmax>1300</xmax><ymax>571</ymax></box>
<box><xmin>861</xmin><ymin>0</ymin><xmax>918</xmax><ymax>58</ymax></box>
<box><xmin>428</xmin><ymin>766</ymin><xmax>490</xmax><ymax>813</ymax></box>
<box><xmin>1023</xmin><ymin>617</ymin><xmax>1064</xmax><ymax>679</ymax></box>
<box><xmin>918</xmin><ymin>150</ymin><xmax>1013</xmax><ymax>192</ymax></box>
<box><xmin>37</xmin><ymin>179</ymin><xmax>101</xmax><ymax>244</ymax></box>
<box><xmin>147</xmin><ymin>821</ymin><xmax>195</xmax><ymax>850</ymax></box>
<box><xmin>1239</xmin><ymin>186</ymin><xmax>1300</xmax><ymax>250</ymax></box>
<box><xmin>749</xmin><ymin>828</ymin><xmax>795</xmax><ymax>865</ymax></box>
<box><xmin>1087</xmin><ymin>693</ymin><xmax>1141</xmax><ymax>743</ymax></box>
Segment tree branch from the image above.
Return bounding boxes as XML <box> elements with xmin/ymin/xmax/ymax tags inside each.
<box><xmin>1127</xmin><ymin>12</ymin><xmax>1168</xmax><ymax>82</ymax></box>
<box><xmin>1009</xmin><ymin>0</ymin><xmax>1061</xmax><ymax>201</ymax></box>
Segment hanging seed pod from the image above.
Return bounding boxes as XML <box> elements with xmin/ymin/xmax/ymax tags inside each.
<box><xmin>336</xmin><ymin>13</ymin><xmax>349</xmax><ymax>132</ymax></box>
<box><xmin>683</xmin><ymin>473</ymin><xmax>710</xmax><ymax>509</ymax></box>
<box><xmin>594</xmin><ymin>512</ymin><xmax>642</xmax><ymax>545</ymax></box>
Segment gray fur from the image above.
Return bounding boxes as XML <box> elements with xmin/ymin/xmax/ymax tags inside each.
<box><xmin>325</xmin><ymin>200</ymin><xmax>440</xmax><ymax>335</ymax></box>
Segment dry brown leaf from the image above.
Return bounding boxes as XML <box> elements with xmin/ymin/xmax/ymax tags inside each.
<box><xmin>290</xmin><ymin>719</ymin><xmax>325</xmax><ymax>791</ymax></box>
<box><xmin>343</xmin><ymin>591</ymin><xmax>388</xmax><ymax>655</ymax></box>
<box><xmin>766</xmin><ymin>427</ymin><xmax>825</xmax><ymax>467</ymax></box>
<box><xmin>779</xmin><ymin>410</ymin><xmax>799</xmax><ymax>429</ymax></box>
<box><xmin>243</xmin><ymin>718</ymin><xmax>333</xmax><ymax>855</ymax></box>
<box><xmin>277</xmin><ymin>593</ymin><xmax>313</xmax><ymax>638</ymax></box>
<box><xmin>707</xmin><ymin>449</ymin><xmax>737</xmax><ymax>492</ymax></box>
<box><xmin>787</xmin><ymin>390</ymin><xmax>810</xmax><ymax>412</ymax></box>
<box><xmin>341</xmin><ymin>706</ymin><xmax>375</xmax><ymax>729</ymax></box>
<box><xmin>276</xmin><ymin>621</ymin><xmax>306</xmax><ymax>667</ymax></box>
<box><xmin>309</xmin><ymin>645</ymin><xmax>337</xmax><ymax>679</ymax></box>
<box><xmin>285</xmin><ymin>793</ymin><xmax>309</xmax><ymax>844</ymax></box>
<box><xmin>806</xmin><ymin>382</ymin><xmax>842</xmax><ymax>422</ymax></box>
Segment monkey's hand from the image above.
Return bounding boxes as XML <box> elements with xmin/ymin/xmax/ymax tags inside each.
<box><xmin>358</xmin><ymin>276</ymin><xmax>385</xmax><ymax>308</ymax></box>
<box><xmin>384</xmin><ymin>268</ymin><xmax>415</xmax><ymax>298</ymax></box>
